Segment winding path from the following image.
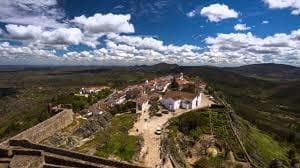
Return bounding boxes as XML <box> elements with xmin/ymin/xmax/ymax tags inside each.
<box><xmin>129</xmin><ymin>95</ymin><xmax>213</xmax><ymax>168</ymax></box>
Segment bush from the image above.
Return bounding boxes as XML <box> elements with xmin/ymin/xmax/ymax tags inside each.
<box><xmin>109</xmin><ymin>101</ymin><xmax>136</xmax><ymax>115</ymax></box>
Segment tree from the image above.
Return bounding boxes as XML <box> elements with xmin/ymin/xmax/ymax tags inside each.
<box><xmin>170</xmin><ymin>76</ymin><xmax>179</xmax><ymax>90</ymax></box>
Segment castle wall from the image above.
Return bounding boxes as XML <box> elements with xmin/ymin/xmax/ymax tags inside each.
<box><xmin>10</xmin><ymin>139</ymin><xmax>145</xmax><ymax>168</ymax></box>
<box><xmin>1</xmin><ymin>109</ymin><xmax>74</xmax><ymax>146</ymax></box>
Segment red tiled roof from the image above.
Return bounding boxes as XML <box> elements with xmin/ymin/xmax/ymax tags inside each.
<box><xmin>163</xmin><ymin>91</ymin><xmax>197</xmax><ymax>100</ymax></box>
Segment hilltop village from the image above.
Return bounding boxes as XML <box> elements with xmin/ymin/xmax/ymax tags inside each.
<box><xmin>82</xmin><ymin>73</ymin><xmax>207</xmax><ymax>117</ymax></box>
<box><xmin>0</xmin><ymin>73</ymin><xmax>253</xmax><ymax>168</ymax></box>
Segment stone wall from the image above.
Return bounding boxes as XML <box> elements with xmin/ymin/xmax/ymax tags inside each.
<box><xmin>0</xmin><ymin>109</ymin><xmax>74</xmax><ymax>146</ymax></box>
<box><xmin>10</xmin><ymin>139</ymin><xmax>146</xmax><ymax>168</ymax></box>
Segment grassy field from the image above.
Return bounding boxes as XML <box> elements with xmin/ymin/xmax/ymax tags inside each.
<box><xmin>235</xmin><ymin>116</ymin><xmax>290</xmax><ymax>167</ymax></box>
<box><xmin>94</xmin><ymin>113</ymin><xmax>141</xmax><ymax>161</ymax></box>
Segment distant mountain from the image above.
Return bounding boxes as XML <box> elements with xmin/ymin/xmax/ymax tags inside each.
<box><xmin>131</xmin><ymin>63</ymin><xmax>179</xmax><ymax>72</ymax></box>
<box><xmin>225</xmin><ymin>63</ymin><xmax>300</xmax><ymax>81</ymax></box>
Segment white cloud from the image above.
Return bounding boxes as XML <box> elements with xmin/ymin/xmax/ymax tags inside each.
<box><xmin>234</xmin><ymin>24</ymin><xmax>251</xmax><ymax>31</ymax></box>
<box><xmin>5</xmin><ymin>24</ymin><xmax>42</xmax><ymax>40</ymax></box>
<box><xmin>262</xmin><ymin>20</ymin><xmax>269</xmax><ymax>24</ymax></box>
<box><xmin>200</xmin><ymin>4</ymin><xmax>238</xmax><ymax>22</ymax></box>
<box><xmin>2</xmin><ymin>28</ymin><xmax>300</xmax><ymax>66</ymax></box>
<box><xmin>0</xmin><ymin>0</ymin><xmax>65</xmax><ymax>28</ymax></box>
<box><xmin>203</xmin><ymin>29</ymin><xmax>300</xmax><ymax>66</ymax></box>
<box><xmin>263</xmin><ymin>0</ymin><xmax>300</xmax><ymax>15</ymax></box>
<box><xmin>72</xmin><ymin>13</ymin><xmax>135</xmax><ymax>34</ymax></box>
<box><xmin>0</xmin><ymin>42</ymin><xmax>62</xmax><ymax>65</ymax></box>
<box><xmin>186</xmin><ymin>10</ymin><xmax>196</xmax><ymax>17</ymax></box>
<box><xmin>41</xmin><ymin>28</ymin><xmax>83</xmax><ymax>45</ymax></box>
<box><xmin>3</xmin><ymin>12</ymin><xmax>136</xmax><ymax>49</ymax></box>
<box><xmin>5</xmin><ymin>24</ymin><xmax>85</xmax><ymax>48</ymax></box>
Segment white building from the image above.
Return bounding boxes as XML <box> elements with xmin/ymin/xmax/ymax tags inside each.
<box><xmin>160</xmin><ymin>91</ymin><xmax>202</xmax><ymax>111</ymax></box>
<box><xmin>135</xmin><ymin>94</ymin><xmax>149</xmax><ymax>113</ymax></box>
<box><xmin>160</xmin><ymin>98</ymin><xmax>181</xmax><ymax>111</ymax></box>
<box><xmin>80</xmin><ymin>86</ymin><xmax>110</xmax><ymax>94</ymax></box>
<box><xmin>181</xmin><ymin>93</ymin><xmax>202</xmax><ymax>109</ymax></box>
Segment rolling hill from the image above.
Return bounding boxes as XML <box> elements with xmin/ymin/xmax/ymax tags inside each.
<box><xmin>225</xmin><ymin>63</ymin><xmax>300</xmax><ymax>81</ymax></box>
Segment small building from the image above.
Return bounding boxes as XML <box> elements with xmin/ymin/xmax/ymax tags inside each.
<box><xmin>160</xmin><ymin>91</ymin><xmax>202</xmax><ymax>111</ymax></box>
<box><xmin>135</xmin><ymin>94</ymin><xmax>149</xmax><ymax>113</ymax></box>
<box><xmin>80</xmin><ymin>86</ymin><xmax>110</xmax><ymax>94</ymax></box>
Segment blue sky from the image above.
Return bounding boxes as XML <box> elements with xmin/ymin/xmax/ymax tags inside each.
<box><xmin>0</xmin><ymin>0</ymin><xmax>299</xmax><ymax>66</ymax></box>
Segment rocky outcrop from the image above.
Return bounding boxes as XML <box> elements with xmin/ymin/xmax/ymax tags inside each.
<box><xmin>75</xmin><ymin>111</ymin><xmax>112</xmax><ymax>138</ymax></box>
<box><xmin>43</xmin><ymin>111</ymin><xmax>113</xmax><ymax>149</ymax></box>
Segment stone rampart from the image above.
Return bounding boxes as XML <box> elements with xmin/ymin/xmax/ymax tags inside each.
<box><xmin>10</xmin><ymin>139</ymin><xmax>146</xmax><ymax>168</ymax></box>
<box><xmin>1</xmin><ymin>109</ymin><xmax>74</xmax><ymax>146</ymax></box>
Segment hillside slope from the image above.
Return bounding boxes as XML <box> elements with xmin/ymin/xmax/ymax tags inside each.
<box><xmin>225</xmin><ymin>63</ymin><xmax>300</xmax><ymax>81</ymax></box>
<box><xmin>179</xmin><ymin>66</ymin><xmax>300</xmax><ymax>142</ymax></box>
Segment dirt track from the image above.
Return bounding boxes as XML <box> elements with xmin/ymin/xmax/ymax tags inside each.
<box><xmin>129</xmin><ymin>95</ymin><xmax>213</xmax><ymax>168</ymax></box>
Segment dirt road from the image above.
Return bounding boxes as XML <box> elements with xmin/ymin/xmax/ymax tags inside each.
<box><xmin>129</xmin><ymin>95</ymin><xmax>213</xmax><ymax>168</ymax></box>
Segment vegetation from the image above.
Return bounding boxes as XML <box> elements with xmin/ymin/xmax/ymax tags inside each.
<box><xmin>149</xmin><ymin>96</ymin><xmax>160</xmax><ymax>117</ymax></box>
<box><xmin>108</xmin><ymin>101</ymin><xmax>136</xmax><ymax>115</ymax></box>
<box><xmin>182</xmin><ymin>66</ymin><xmax>300</xmax><ymax>145</ymax></box>
<box><xmin>170</xmin><ymin>76</ymin><xmax>179</xmax><ymax>90</ymax></box>
<box><xmin>95</xmin><ymin>113</ymin><xmax>141</xmax><ymax>161</ymax></box>
<box><xmin>0</xmin><ymin>64</ymin><xmax>299</xmax><ymax>166</ymax></box>
<box><xmin>0</xmin><ymin>66</ymin><xmax>156</xmax><ymax>140</ymax></box>
<box><xmin>235</xmin><ymin>116</ymin><xmax>290</xmax><ymax>167</ymax></box>
<box><xmin>51</xmin><ymin>89</ymin><xmax>113</xmax><ymax>112</ymax></box>
<box><xmin>193</xmin><ymin>156</ymin><xmax>225</xmax><ymax>168</ymax></box>
<box><xmin>169</xmin><ymin>108</ymin><xmax>246</xmax><ymax>161</ymax></box>
<box><xmin>181</xmin><ymin>83</ymin><xmax>196</xmax><ymax>93</ymax></box>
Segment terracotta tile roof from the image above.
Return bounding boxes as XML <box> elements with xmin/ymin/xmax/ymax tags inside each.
<box><xmin>163</xmin><ymin>91</ymin><xmax>197</xmax><ymax>100</ymax></box>
<box><xmin>82</xmin><ymin>86</ymin><xmax>110</xmax><ymax>90</ymax></box>
<box><xmin>176</xmin><ymin>79</ymin><xmax>190</xmax><ymax>85</ymax></box>
<box><xmin>135</xmin><ymin>94</ymin><xmax>149</xmax><ymax>104</ymax></box>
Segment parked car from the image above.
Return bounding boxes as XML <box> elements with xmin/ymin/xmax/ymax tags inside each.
<box><xmin>155</xmin><ymin>127</ymin><xmax>162</xmax><ymax>135</ymax></box>
<box><xmin>162</xmin><ymin>110</ymin><xmax>169</xmax><ymax>114</ymax></box>
<box><xmin>155</xmin><ymin>112</ymin><xmax>162</xmax><ymax>117</ymax></box>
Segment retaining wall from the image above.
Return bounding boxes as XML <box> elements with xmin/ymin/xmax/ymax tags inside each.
<box><xmin>10</xmin><ymin>139</ymin><xmax>145</xmax><ymax>168</ymax></box>
<box><xmin>1</xmin><ymin>109</ymin><xmax>74</xmax><ymax>146</ymax></box>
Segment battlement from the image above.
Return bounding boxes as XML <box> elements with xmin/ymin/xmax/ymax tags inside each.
<box><xmin>1</xmin><ymin>109</ymin><xmax>74</xmax><ymax>147</ymax></box>
<box><xmin>0</xmin><ymin>139</ymin><xmax>145</xmax><ymax>168</ymax></box>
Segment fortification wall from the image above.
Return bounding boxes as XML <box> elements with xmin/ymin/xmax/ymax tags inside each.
<box><xmin>10</xmin><ymin>140</ymin><xmax>145</xmax><ymax>168</ymax></box>
<box><xmin>0</xmin><ymin>109</ymin><xmax>74</xmax><ymax>146</ymax></box>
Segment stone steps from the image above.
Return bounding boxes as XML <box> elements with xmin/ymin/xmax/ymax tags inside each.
<box><xmin>44</xmin><ymin>153</ymin><xmax>111</xmax><ymax>168</ymax></box>
<box><xmin>0</xmin><ymin>158</ymin><xmax>11</xmax><ymax>163</ymax></box>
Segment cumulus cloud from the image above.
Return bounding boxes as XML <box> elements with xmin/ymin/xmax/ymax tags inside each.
<box><xmin>41</xmin><ymin>28</ymin><xmax>83</xmax><ymax>45</ymax></box>
<box><xmin>234</xmin><ymin>24</ymin><xmax>251</xmax><ymax>31</ymax></box>
<box><xmin>0</xmin><ymin>0</ymin><xmax>65</xmax><ymax>28</ymax></box>
<box><xmin>263</xmin><ymin>0</ymin><xmax>300</xmax><ymax>15</ymax></box>
<box><xmin>200</xmin><ymin>4</ymin><xmax>239</xmax><ymax>22</ymax></box>
<box><xmin>5</xmin><ymin>24</ymin><xmax>42</xmax><ymax>40</ymax></box>
<box><xmin>72</xmin><ymin>13</ymin><xmax>135</xmax><ymax>34</ymax></box>
<box><xmin>0</xmin><ymin>42</ymin><xmax>62</xmax><ymax>65</ymax></box>
<box><xmin>1</xmin><ymin>28</ymin><xmax>300</xmax><ymax>66</ymax></box>
<box><xmin>3</xmin><ymin>12</ymin><xmax>136</xmax><ymax>49</ymax></box>
<box><xmin>5</xmin><ymin>24</ymin><xmax>84</xmax><ymax>48</ymax></box>
<box><xmin>203</xmin><ymin>29</ymin><xmax>300</xmax><ymax>66</ymax></box>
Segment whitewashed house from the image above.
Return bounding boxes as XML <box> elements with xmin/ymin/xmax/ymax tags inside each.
<box><xmin>160</xmin><ymin>91</ymin><xmax>202</xmax><ymax>111</ymax></box>
<box><xmin>80</xmin><ymin>86</ymin><xmax>110</xmax><ymax>94</ymax></box>
<box><xmin>160</xmin><ymin>97</ymin><xmax>181</xmax><ymax>111</ymax></box>
<box><xmin>135</xmin><ymin>94</ymin><xmax>149</xmax><ymax>113</ymax></box>
<box><xmin>181</xmin><ymin>92</ymin><xmax>202</xmax><ymax>109</ymax></box>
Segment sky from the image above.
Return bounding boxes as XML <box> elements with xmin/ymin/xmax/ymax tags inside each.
<box><xmin>0</xmin><ymin>0</ymin><xmax>299</xmax><ymax>66</ymax></box>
